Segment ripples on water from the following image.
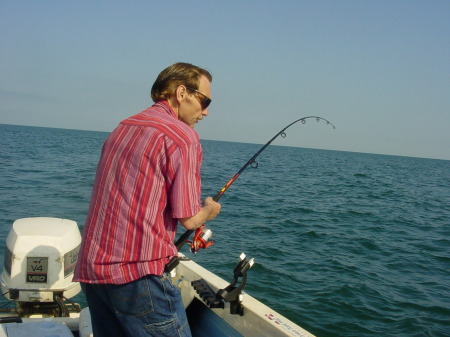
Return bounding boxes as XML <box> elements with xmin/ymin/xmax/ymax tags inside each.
<box><xmin>0</xmin><ymin>124</ymin><xmax>449</xmax><ymax>337</ymax></box>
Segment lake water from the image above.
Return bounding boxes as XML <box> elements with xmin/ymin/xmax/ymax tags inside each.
<box><xmin>0</xmin><ymin>124</ymin><xmax>449</xmax><ymax>337</ymax></box>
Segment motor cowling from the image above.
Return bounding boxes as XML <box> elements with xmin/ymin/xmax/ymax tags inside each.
<box><xmin>1</xmin><ymin>217</ymin><xmax>81</xmax><ymax>304</ymax></box>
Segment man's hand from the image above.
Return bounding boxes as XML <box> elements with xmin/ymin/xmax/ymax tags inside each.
<box><xmin>202</xmin><ymin>196</ymin><xmax>221</xmax><ymax>221</ymax></box>
<box><xmin>179</xmin><ymin>196</ymin><xmax>221</xmax><ymax>230</ymax></box>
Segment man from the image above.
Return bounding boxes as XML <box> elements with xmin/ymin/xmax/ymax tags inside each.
<box><xmin>74</xmin><ymin>62</ymin><xmax>221</xmax><ymax>337</ymax></box>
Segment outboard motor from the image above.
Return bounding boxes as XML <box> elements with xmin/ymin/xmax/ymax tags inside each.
<box><xmin>1</xmin><ymin>217</ymin><xmax>81</xmax><ymax>317</ymax></box>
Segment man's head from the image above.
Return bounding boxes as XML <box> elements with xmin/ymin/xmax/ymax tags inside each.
<box><xmin>151</xmin><ymin>63</ymin><xmax>213</xmax><ymax>128</ymax></box>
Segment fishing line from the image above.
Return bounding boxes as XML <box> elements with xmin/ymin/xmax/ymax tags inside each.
<box><xmin>175</xmin><ymin>116</ymin><xmax>336</xmax><ymax>251</ymax></box>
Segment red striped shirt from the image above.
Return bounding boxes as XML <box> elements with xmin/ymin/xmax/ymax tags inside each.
<box><xmin>74</xmin><ymin>101</ymin><xmax>202</xmax><ymax>284</ymax></box>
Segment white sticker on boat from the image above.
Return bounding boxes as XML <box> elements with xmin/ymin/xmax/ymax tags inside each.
<box><xmin>265</xmin><ymin>313</ymin><xmax>311</xmax><ymax>337</ymax></box>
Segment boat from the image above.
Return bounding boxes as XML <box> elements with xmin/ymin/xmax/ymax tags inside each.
<box><xmin>0</xmin><ymin>217</ymin><xmax>316</xmax><ymax>337</ymax></box>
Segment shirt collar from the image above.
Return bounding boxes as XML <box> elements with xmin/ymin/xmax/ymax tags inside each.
<box><xmin>153</xmin><ymin>100</ymin><xmax>176</xmax><ymax>118</ymax></box>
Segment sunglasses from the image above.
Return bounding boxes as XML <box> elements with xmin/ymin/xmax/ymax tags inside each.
<box><xmin>186</xmin><ymin>87</ymin><xmax>212</xmax><ymax>110</ymax></box>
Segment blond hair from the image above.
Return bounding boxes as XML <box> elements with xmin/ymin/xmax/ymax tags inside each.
<box><xmin>151</xmin><ymin>62</ymin><xmax>212</xmax><ymax>102</ymax></box>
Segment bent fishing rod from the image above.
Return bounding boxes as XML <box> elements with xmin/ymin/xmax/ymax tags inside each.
<box><xmin>175</xmin><ymin>116</ymin><xmax>336</xmax><ymax>252</ymax></box>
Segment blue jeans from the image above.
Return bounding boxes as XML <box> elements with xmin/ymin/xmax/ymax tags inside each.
<box><xmin>81</xmin><ymin>273</ymin><xmax>192</xmax><ymax>337</ymax></box>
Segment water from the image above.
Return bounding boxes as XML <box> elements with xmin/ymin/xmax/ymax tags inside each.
<box><xmin>1</xmin><ymin>124</ymin><xmax>449</xmax><ymax>337</ymax></box>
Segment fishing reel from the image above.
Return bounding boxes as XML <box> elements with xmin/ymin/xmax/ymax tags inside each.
<box><xmin>188</xmin><ymin>224</ymin><xmax>214</xmax><ymax>253</ymax></box>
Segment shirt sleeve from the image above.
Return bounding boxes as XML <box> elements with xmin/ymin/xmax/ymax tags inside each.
<box><xmin>169</xmin><ymin>142</ymin><xmax>203</xmax><ymax>219</ymax></box>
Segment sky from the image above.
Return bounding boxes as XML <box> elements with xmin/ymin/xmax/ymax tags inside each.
<box><xmin>1</xmin><ymin>1</ymin><xmax>449</xmax><ymax>160</ymax></box>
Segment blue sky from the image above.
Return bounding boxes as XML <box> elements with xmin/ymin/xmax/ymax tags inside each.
<box><xmin>1</xmin><ymin>1</ymin><xmax>449</xmax><ymax>160</ymax></box>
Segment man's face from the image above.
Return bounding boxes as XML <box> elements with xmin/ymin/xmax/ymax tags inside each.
<box><xmin>178</xmin><ymin>76</ymin><xmax>211</xmax><ymax>128</ymax></box>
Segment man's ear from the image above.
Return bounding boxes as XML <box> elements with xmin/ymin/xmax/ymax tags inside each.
<box><xmin>175</xmin><ymin>85</ymin><xmax>186</xmax><ymax>103</ymax></box>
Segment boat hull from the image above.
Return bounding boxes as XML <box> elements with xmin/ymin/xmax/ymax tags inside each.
<box><xmin>173</xmin><ymin>254</ymin><xmax>316</xmax><ymax>337</ymax></box>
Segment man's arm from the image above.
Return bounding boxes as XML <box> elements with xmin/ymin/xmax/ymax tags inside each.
<box><xmin>179</xmin><ymin>196</ymin><xmax>221</xmax><ymax>230</ymax></box>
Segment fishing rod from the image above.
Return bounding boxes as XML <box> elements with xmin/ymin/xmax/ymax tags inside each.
<box><xmin>175</xmin><ymin>116</ymin><xmax>336</xmax><ymax>253</ymax></box>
